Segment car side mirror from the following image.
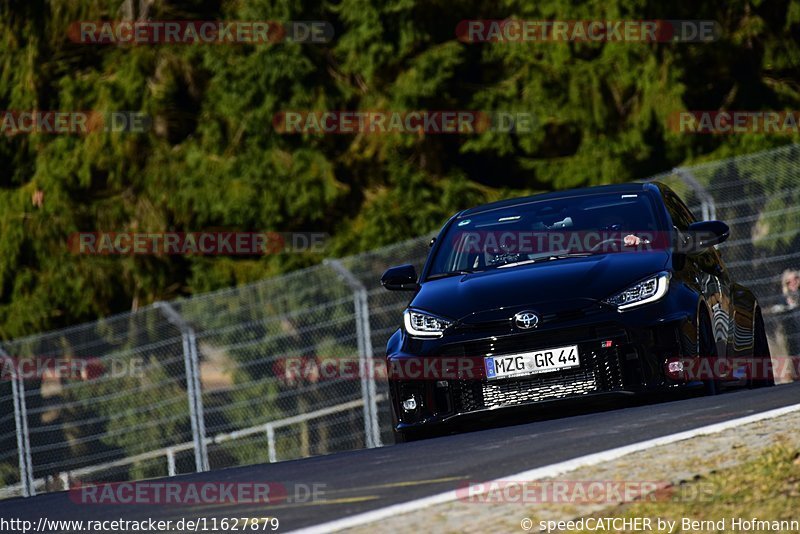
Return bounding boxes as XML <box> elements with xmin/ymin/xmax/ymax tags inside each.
<box><xmin>381</xmin><ymin>264</ymin><xmax>419</xmax><ymax>291</ymax></box>
<box><xmin>685</xmin><ymin>220</ymin><xmax>730</xmax><ymax>253</ymax></box>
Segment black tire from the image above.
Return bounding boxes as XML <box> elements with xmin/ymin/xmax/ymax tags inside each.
<box><xmin>750</xmin><ymin>307</ymin><xmax>775</xmax><ymax>388</ymax></box>
<box><xmin>699</xmin><ymin>311</ymin><xmax>721</xmax><ymax>395</ymax></box>
<box><xmin>394</xmin><ymin>427</ymin><xmax>440</xmax><ymax>443</ymax></box>
<box><xmin>393</xmin><ymin>429</ymin><xmax>421</xmax><ymax>444</ymax></box>
<box><xmin>393</xmin><ymin>430</ymin><xmax>409</xmax><ymax>444</ymax></box>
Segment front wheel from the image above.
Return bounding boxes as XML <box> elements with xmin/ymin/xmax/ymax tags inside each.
<box><xmin>393</xmin><ymin>429</ymin><xmax>427</xmax><ymax>444</ymax></box>
<box><xmin>750</xmin><ymin>307</ymin><xmax>775</xmax><ymax>388</ymax></box>
<box><xmin>699</xmin><ymin>311</ymin><xmax>721</xmax><ymax>395</ymax></box>
<box><xmin>393</xmin><ymin>429</ymin><xmax>413</xmax><ymax>444</ymax></box>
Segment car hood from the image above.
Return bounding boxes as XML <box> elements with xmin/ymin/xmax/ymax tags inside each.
<box><xmin>411</xmin><ymin>251</ymin><xmax>670</xmax><ymax>322</ymax></box>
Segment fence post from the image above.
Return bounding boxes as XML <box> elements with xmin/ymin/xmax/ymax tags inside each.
<box><xmin>154</xmin><ymin>302</ymin><xmax>209</xmax><ymax>472</ymax></box>
<box><xmin>357</xmin><ymin>288</ymin><xmax>381</xmax><ymax>446</ymax></box>
<box><xmin>166</xmin><ymin>448</ymin><xmax>176</xmax><ymax>477</ymax></box>
<box><xmin>266</xmin><ymin>424</ymin><xmax>277</xmax><ymax>463</ymax></box>
<box><xmin>1</xmin><ymin>349</ymin><xmax>35</xmax><ymax>497</ymax></box>
<box><xmin>324</xmin><ymin>260</ymin><xmax>381</xmax><ymax>448</ymax></box>
<box><xmin>18</xmin><ymin>369</ymin><xmax>34</xmax><ymax>495</ymax></box>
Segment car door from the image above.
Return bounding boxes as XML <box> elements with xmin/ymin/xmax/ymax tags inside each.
<box><xmin>662</xmin><ymin>190</ymin><xmax>733</xmax><ymax>362</ymax></box>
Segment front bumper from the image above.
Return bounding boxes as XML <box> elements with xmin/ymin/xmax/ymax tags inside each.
<box><xmin>388</xmin><ymin>310</ymin><xmax>696</xmax><ymax>433</ymax></box>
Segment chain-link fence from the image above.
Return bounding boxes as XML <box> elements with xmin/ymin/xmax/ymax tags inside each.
<box><xmin>1</xmin><ymin>144</ymin><xmax>799</xmax><ymax>499</ymax></box>
<box><xmin>646</xmin><ymin>144</ymin><xmax>800</xmax><ymax>373</ymax></box>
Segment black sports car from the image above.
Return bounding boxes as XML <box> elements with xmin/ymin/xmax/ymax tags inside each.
<box><xmin>381</xmin><ymin>182</ymin><xmax>774</xmax><ymax>442</ymax></box>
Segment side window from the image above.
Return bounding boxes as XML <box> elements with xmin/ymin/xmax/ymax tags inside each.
<box><xmin>663</xmin><ymin>191</ymin><xmax>696</xmax><ymax>231</ymax></box>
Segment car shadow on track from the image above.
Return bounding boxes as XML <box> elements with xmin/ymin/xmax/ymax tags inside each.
<box><xmin>404</xmin><ymin>385</ymin><xmax>719</xmax><ymax>442</ymax></box>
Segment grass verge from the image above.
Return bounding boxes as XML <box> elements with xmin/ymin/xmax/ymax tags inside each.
<box><xmin>572</xmin><ymin>442</ymin><xmax>800</xmax><ymax>533</ymax></box>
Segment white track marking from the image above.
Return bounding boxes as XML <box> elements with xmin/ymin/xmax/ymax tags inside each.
<box><xmin>291</xmin><ymin>402</ymin><xmax>800</xmax><ymax>533</ymax></box>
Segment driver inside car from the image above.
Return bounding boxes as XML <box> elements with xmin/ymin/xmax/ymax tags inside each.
<box><xmin>598</xmin><ymin>213</ymin><xmax>649</xmax><ymax>248</ymax></box>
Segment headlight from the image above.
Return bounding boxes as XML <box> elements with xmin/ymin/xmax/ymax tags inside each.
<box><xmin>403</xmin><ymin>309</ymin><xmax>452</xmax><ymax>338</ymax></box>
<box><xmin>605</xmin><ymin>272</ymin><xmax>671</xmax><ymax>311</ymax></box>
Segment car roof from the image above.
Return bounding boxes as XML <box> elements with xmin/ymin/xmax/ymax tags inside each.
<box><xmin>457</xmin><ymin>182</ymin><xmax>660</xmax><ymax>218</ymax></box>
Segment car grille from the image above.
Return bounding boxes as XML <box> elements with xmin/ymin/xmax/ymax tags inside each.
<box><xmin>482</xmin><ymin>370</ymin><xmax>597</xmax><ymax>408</ymax></box>
<box><xmin>452</xmin><ymin>347</ymin><xmax>624</xmax><ymax>412</ymax></box>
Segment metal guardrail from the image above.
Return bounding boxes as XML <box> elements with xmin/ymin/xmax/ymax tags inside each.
<box><xmin>0</xmin><ymin>395</ymin><xmax>384</xmax><ymax>499</ymax></box>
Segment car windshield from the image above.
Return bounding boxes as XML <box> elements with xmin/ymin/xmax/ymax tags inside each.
<box><xmin>428</xmin><ymin>191</ymin><xmax>664</xmax><ymax>277</ymax></box>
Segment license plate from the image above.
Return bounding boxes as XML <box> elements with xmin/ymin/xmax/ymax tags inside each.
<box><xmin>485</xmin><ymin>345</ymin><xmax>580</xmax><ymax>380</ymax></box>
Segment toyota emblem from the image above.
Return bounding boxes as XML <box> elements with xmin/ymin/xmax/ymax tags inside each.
<box><xmin>514</xmin><ymin>311</ymin><xmax>539</xmax><ymax>330</ymax></box>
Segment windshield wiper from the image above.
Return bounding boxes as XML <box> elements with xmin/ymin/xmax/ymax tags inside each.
<box><xmin>495</xmin><ymin>252</ymin><xmax>595</xmax><ymax>270</ymax></box>
<box><xmin>552</xmin><ymin>252</ymin><xmax>595</xmax><ymax>258</ymax></box>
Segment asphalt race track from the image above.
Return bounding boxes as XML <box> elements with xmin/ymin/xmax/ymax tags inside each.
<box><xmin>3</xmin><ymin>383</ymin><xmax>799</xmax><ymax>533</ymax></box>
